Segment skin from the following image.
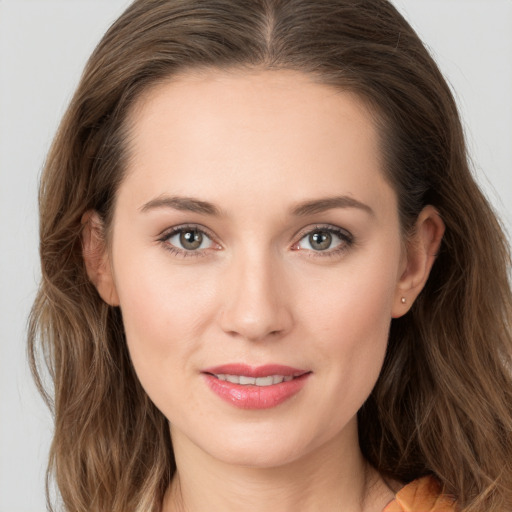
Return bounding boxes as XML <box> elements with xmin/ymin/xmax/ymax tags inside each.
<box><xmin>84</xmin><ymin>69</ymin><xmax>444</xmax><ymax>512</ymax></box>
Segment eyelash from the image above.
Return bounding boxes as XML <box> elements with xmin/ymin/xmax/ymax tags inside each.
<box><xmin>157</xmin><ymin>224</ymin><xmax>355</xmax><ymax>259</ymax></box>
<box><xmin>158</xmin><ymin>224</ymin><xmax>218</xmax><ymax>258</ymax></box>
<box><xmin>293</xmin><ymin>225</ymin><xmax>354</xmax><ymax>259</ymax></box>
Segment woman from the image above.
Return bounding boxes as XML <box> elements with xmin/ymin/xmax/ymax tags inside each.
<box><xmin>28</xmin><ymin>1</ymin><xmax>512</xmax><ymax>511</ymax></box>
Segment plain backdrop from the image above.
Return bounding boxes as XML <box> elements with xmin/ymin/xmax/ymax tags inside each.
<box><xmin>1</xmin><ymin>1</ymin><xmax>511</xmax><ymax>510</ymax></box>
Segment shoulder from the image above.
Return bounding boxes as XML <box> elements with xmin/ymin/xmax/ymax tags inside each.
<box><xmin>383</xmin><ymin>476</ymin><xmax>457</xmax><ymax>512</ymax></box>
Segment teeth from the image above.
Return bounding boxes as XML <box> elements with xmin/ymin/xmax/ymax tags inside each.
<box><xmin>256</xmin><ymin>376</ymin><xmax>274</xmax><ymax>386</ymax></box>
<box><xmin>239</xmin><ymin>375</ymin><xmax>255</xmax><ymax>385</ymax></box>
<box><xmin>214</xmin><ymin>374</ymin><xmax>296</xmax><ymax>386</ymax></box>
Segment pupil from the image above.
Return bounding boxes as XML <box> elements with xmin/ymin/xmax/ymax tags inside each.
<box><xmin>180</xmin><ymin>230</ymin><xmax>202</xmax><ymax>250</ymax></box>
<box><xmin>310</xmin><ymin>231</ymin><xmax>331</xmax><ymax>251</ymax></box>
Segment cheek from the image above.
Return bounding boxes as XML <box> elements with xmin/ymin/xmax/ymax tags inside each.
<box><xmin>110</xmin><ymin>244</ymin><xmax>219</xmax><ymax>389</ymax></box>
<box><xmin>304</xmin><ymin>249</ymin><xmax>399</xmax><ymax>339</ymax></box>
<box><xmin>299</xmin><ymin>245</ymin><xmax>400</xmax><ymax>398</ymax></box>
<box><xmin>113</xmin><ymin>264</ymin><xmax>216</xmax><ymax>419</ymax></box>
<box><xmin>312</xmin><ymin>286</ymin><xmax>392</xmax><ymax>381</ymax></box>
<box><xmin>112</xmin><ymin>221</ymin><xmax>214</xmax><ymax>322</ymax></box>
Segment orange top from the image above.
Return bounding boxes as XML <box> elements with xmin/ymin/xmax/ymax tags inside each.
<box><xmin>383</xmin><ymin>476</ymin><xmax>457</xmax><ymax>512</ymax></box>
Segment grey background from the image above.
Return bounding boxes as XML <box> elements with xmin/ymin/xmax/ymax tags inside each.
<box><xmin>1</xmin><ymin>1</ymin><xmax>511</xmax><ymax>510</ymax></box>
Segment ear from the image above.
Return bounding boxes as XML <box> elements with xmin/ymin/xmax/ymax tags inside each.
<box><xmin>81</xmin><ymin>210</ymin><xmax>119</xmax><ymax>306</ymax></box>
<box><xmin>392</xmin><ymin>205</ymin><xmax>445</xmax><ymax>318</ymax></box>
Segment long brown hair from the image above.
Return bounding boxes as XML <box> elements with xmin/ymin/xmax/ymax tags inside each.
<box><xmin>29</xmin><ymin>1</ymin><xmax>512</xmax><ymax>511</ymax></box>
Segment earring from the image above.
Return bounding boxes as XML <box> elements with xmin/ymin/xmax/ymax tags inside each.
<box><xmin>401</xmin><ymin>297</ymin><xmax>406</xmax><ymax>304</ymax></box>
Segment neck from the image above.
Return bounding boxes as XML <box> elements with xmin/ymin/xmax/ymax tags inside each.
<box><xmin>162</xmin><ymin>421</ymin><xmax>394</xmax><ymax>512</ymax></box>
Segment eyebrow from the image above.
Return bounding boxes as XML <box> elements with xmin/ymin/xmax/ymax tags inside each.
<box><xmin>139</xmin><ymin>194</ymin><xmax>374</xmax><ymax>217</ymax></box>
<box><xmin>291</xmin><ymin>196</ymin><xmax>374</xmax><ymax>217</ymax></box>
<box><xmin>140</xmin><ymin>195</ymin><xmax>222</xmax><ymax>216</ymax></box>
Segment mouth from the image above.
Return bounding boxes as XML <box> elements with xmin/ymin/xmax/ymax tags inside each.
<box><xmin>209</xmin><ymin>374</ymin><xmax>296</xmax><ymax>386</ymax></box>
<box><xmin>202</xmin><ymin>364</ymin><xmax>311</xmax><ymax>409</ymax></box>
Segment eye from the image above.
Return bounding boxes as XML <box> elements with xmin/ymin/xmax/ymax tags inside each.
<box><xmin>294</xmin><ymin>226</ymin><xmax>353</xmax><ymax>254</ymax></box>
<box><xmin>160</xmin><ymin>225</ymin><xmax>219</xmax><ymax>254</ymax></box>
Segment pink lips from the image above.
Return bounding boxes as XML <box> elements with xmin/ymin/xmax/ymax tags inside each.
<box><xmin>202</xmin><ymin>364</ymin><xmax>311</xmax><ymax>409</ymax></box>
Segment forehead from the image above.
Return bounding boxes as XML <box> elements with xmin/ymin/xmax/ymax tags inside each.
<box><xmin>120</xmin><ymin>68</ymin><xmax>394</xmax><ymax>216</ymax></box>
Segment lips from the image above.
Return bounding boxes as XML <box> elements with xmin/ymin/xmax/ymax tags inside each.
<box><xmin>202</xmin><ymin>364</ymin><xmax>311</xmax><ymax>409</ymax></box>
<box><xmin>213</xmin><ymin>374</ymin><xmax>294</xmax><ymax>386</ymax></box>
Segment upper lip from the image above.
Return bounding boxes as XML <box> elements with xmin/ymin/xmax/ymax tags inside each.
<box><xmin>202</xmin><ymin>364</ymin><xmax>309</xmax><ymax>378</ymax></box>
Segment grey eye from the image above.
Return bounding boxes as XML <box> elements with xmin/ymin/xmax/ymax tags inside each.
<box><xmin>309</xmin><ymin>231</ymin><xmax>332</xmax><ymax>251</ymax></box>
<box><xmin>296</xmin><ymin>227</ymin><xmax>350</xmax><ymax>253</ymax></box>
<box><xmin>167</xmin><ymin>228</ymin><xmax>214</xmax><ymax>251</ymax></box>
<box><xmin>180</xmin><ymin>229</ymin><xmax>204</xmax><ymax>250</ymax></box>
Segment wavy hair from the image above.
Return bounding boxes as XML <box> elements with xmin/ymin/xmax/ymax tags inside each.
<box><xmin>28</xmin><ymin>1</ymin><xmax>512</xmax><ymax>511</ymax></box>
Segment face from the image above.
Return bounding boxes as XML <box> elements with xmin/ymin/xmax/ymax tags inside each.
<box><xmin>95</xmin><ymin>69</ymin><xmax>412</xmax><ymax>468</ymax></box>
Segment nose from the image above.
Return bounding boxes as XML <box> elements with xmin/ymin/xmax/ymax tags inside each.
<box><xmin>218</xmin><ymin>250</ymin><xmax>293</xmax><ymax>342</ymax></box>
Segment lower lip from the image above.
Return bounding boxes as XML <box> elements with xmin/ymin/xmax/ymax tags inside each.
<box><xmin>203</xmin><ymin>373</ymin><xmax>310</xmax><ymax>409</ymax></box>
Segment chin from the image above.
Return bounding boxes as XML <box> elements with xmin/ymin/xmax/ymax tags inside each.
<box><xmin>207</xmin><ymin>440</ymin><xmax>310</xmax><ymax>469</ymax></box>
<box><xmin>177</xmin><ymin>417</ymin><xmax>347</xmax><ymax>471</ymax></box>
